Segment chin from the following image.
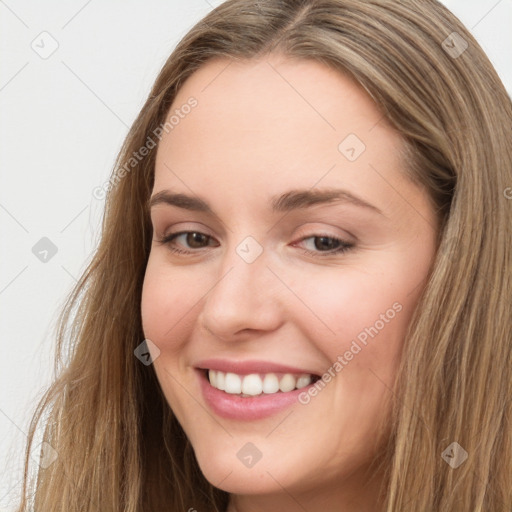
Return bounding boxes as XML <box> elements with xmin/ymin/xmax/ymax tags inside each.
<box><xmin>184</xmin><ymin>434</ymin><xmax>284</xmax><ymax>493</ymax></box>
<box><xmin>196</xmin><ymin>452</ymin><xmax>291</xmax><ymax>494</ymax></box>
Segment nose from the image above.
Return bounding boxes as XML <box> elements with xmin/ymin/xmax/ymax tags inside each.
<box><xmin>197</xmin><ymin>244</ymin><xmax>284</xmax><ymax>341</ymax></box>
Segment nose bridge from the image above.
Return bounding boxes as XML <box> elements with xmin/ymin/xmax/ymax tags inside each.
<box><xmin>199</xmin><ymin>236</ymin><xmax>282</xmax><ymax>337</ymax></box>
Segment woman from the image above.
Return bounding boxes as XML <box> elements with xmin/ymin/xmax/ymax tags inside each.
<box><xmin>16</xmin><ymin>0</ymin><xmax>512</xmax><ymax>510</ymax></box>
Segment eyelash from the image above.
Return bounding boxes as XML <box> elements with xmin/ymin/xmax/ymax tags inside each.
<box><xmin>156</xmin><ymin>231</ymin><xmax>354</xmax><ymax>258</ymax></box>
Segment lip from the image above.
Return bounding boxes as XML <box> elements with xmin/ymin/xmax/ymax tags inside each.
<box><xmin>196</xmin><ymin>358</ymin><xmax>319</xmax><ymax>376</ymax></box>
<box><xmin>197</xmin><ymin>369</ymin><xmax>315</xmax><ymax>420</ymax></box>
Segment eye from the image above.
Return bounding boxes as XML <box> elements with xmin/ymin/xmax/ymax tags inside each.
<box><xmin>156</xmin><ymin>230</ymin><xmax>354</xmax><ymax>258</ymax></box>
<box><xmin>294</xmin><ymin>234</ymin><xmax>354</xmax><ymax>257</ymax></box>
<box><xmin>156</xmin><ymin>231</ymin><xmax>217</xmax><ymax>255</ymax></box>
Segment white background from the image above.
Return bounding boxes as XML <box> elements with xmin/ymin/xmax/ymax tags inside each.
<box><xmin>1</xmin><ymin>0</ymin><xmax>511</xmax><ymax>509</ymax></box>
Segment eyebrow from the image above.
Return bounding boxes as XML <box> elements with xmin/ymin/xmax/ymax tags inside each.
<box><xmin>148</xmin><ymin>188</ymin><xmax>384</xmax><ymax>216</ymax></box>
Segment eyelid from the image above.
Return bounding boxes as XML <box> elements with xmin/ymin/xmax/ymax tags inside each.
<box><xmin>293</xmin><ymin>223</ymin><xmax>356</xmax><ymax>244</ymax></box>
<box><xmin>157</xmin><ymin>223</ymin><xmax>353</xmax><ymax>244</ymax></box>
<box><xmin>156</xmin><ymin>221</ymin><xmax>213</xmax><ymax>238</ymax></box>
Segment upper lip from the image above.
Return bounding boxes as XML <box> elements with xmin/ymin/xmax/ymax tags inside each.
<box><xmin>195</xmin><ymin>358</ymin><xmax>320</xmax><ymax>376</ymax></box>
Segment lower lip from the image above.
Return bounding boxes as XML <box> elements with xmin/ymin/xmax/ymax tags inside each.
<box><xmin>197</xmin><ymin>370</ymin><xmax>310</xmax><ymax>420</ymax></box>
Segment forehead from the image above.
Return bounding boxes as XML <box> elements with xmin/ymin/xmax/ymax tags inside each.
<box><xmin>168</xmin><ymin>55</ymin><xmax>395</xmax><ymax>140</ymax></box>
<box><xmin>153</xmin><ymin>55</ymin><xmax>407</xmax><ymax>212</ymax></box>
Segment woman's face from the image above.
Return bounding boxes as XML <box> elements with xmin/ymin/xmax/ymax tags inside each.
<box><xmin>141</xmin><ymin>55</ymin><xmax>439</xmax><ymax>508</ymax></box>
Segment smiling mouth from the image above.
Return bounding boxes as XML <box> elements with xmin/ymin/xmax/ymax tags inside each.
<box><xmin>204</xmin><ymin>369</ymin><xmax>321</xmax><ymax>397</ymax></box>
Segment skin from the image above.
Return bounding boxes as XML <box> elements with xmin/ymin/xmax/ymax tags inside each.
<box><xmin>141</xmin><ymin>54</ymin><xmax>440</xmax><ymax>512</ymax></box>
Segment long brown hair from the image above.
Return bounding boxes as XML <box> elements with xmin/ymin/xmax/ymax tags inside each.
<box><xmin>15</xmin><ymin>1</ymin><xmax>512</xmax><ymax>510</ymax></box>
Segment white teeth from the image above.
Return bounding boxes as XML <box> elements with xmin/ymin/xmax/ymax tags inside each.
<box><xmin>224</xmin><ymin>372</ymin><xmax>242</xmax><ymax>394</ymax></box>
<box><xmin>262</xmin><ymin>373</ymin><xmax>279</xmax><ymax>393</ymax></box>
<box><xmin>207</xmin><ymin>370</ymin><xmax>314</xmax><ymax>396</ymax></box>
<box><xmin>242</xmin><ymin>374</ymin><xmax>263</xmax><ymax>396</ymax></box>
<box><xmin>279</xmin><ymin>374</ymin><xmax>296</xmax><ymax>392</ymax></box>
<box><xmin>296</xmin><ymin>375</ymin><xmax>312</xmax><ymax>389</ymax></box>
<box><xmin>216</xmin><ymin>371</ymin><xmax>225</xmax><ymax>391</ymax></box>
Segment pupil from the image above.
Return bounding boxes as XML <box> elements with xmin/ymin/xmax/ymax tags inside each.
<box><xmin>315</xmin><ymin>236</ymin><xmax>337</xmax><ymax>251</ymax></box>
<box><xmin>188</xmin><ymin>232</ymin><xmax>207</xmax><ymax>248</ymax></box>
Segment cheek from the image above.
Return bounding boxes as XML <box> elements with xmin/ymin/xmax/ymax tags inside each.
<box><xmin>140</xmin><ymin>257</ymin><xmax>201</xmax><ymax>419</ymax></box>
<box><xmin>140</xmin><ymin>255</ymin><xmax>198</xmax><ymax>354</ymax></box>
<box><xmin>290</xmin><ymin>258</ymin><xmax>425</xmax><ymax>380</ymax></box>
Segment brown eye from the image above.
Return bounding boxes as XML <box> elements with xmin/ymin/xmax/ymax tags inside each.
<box><xmin>183</xmin><ymin>232</ymin><xmax>210</xmax><ymax>248</ymax></box>
<box><xmin>295</xmin><ymin>235</ymin><xmax>354</xmax><ymax>257</ymax></box>
<box><xmin>157</xmin><ymin>231</ymin><xmax>218</xmax><ymax>255</ymax></box>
